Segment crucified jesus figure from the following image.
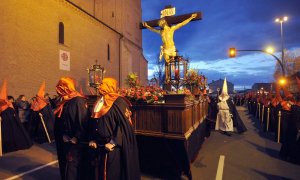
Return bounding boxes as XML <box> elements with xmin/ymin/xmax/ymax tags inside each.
<box><xmin>142</xmin><ymin>13</ymin><xmax>197</xmax><ymax>63</ymax></box>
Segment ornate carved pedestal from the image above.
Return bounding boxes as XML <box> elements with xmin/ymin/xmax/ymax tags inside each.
<box><xmin>132</xmin><ymin>99</ymin><xmax>208</xmax><ymax>179</ymax></box>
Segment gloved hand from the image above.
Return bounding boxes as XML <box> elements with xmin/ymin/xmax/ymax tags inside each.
<box><xmin>89</xmin><ymin>141</ymin><xmax>97</xmax><ymax>149</ymax></box>
<box><xmin>105</xmin><ymin>143</ymin><xmax>116</xmax><ymax>152</ymax></box>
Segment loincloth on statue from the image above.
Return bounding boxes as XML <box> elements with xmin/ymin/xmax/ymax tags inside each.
<box><xmin>159</xmin><ymin>46</ymin><xmax>177</xmax><ymax>61</ymax></box>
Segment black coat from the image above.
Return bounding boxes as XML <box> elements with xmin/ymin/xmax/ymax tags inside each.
<box><xmin>88</xmin><ymin>97</ymin><xmax>141</xmax><ymax>180</ymax></box>
<box><xmin>29</xmin><ymin>105</ymin><xmax>55</xmax><ymax>143</ymax></box>
<box><xmin>1</xmin><ymin>107</ymin><xmax>32</xmax><ymax>153</ymax></box>
<box><xmin>54</xmin><ymin>96</ymin><xmax>89</xmax><ymax>180</ymax></box>
<box><xmin>227</xmin><ymin>98</ymin><xmax>247</xmax><ymax>134</ymax></box>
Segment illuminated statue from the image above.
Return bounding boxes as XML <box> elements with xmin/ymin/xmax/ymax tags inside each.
<box><xmin>142</xmin><ymin>13</ymin><xmax>197</xmax><ymax>63</ymax></box>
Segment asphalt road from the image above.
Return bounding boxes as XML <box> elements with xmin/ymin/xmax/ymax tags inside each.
<box><xmin>1</xmin><ymin>106</ymin><xmax>300</xmax><ymax>180</ymax></box>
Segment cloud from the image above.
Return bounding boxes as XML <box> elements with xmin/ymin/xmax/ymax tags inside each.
<box><xmin>142</xmin><ymin>0</ymin><xmax>300</xmax><ymax>88</ymax></box>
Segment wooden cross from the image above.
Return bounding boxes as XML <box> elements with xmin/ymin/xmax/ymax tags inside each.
<box><xmin>140</xmin><ymin>11</ymin><xmax>202</xmax><ymax>29</ymax></box>
<box><xmin>141</xmin><ymin>6</ymin><xmax>202</xmax><ymax>90</ymax></box>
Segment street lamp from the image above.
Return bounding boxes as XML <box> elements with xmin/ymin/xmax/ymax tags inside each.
<box><xmin>228</xmin><ymin>47</ymin><xmax>285</xmax><ymax>76</ymax></box>
<box><xmin>279</xmin><ymin>77</ymin><xmax>286</xmax><ymax>86</ymax></box>
<box><xmin>275</xmin><ymin>16</ymin><xmax>288</xmax><ymax>71</ymax></box>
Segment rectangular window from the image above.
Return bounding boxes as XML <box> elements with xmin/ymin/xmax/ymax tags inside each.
<box><xmin>107</xmin><ymin>44</ymin><xmax>110</xmax><ymax>61</ymax></box>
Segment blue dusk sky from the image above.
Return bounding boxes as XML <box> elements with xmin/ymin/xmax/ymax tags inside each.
<box><xmin>141</xmin><ymin>0</ymin><xmax>300</xmax><ymax>90</ymax></box>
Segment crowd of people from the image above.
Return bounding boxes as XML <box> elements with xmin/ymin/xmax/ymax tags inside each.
<box><xmin>1</xmin><ymin>75</ymin><xmax>299</xmax><ymax>179</ymax></box>
<box><xmin>0</xmin><ymin>77</ymin><xmax>140</xmax><ymax>180</ymax></box>
<box><xmin>246</xmin><ymin>78</ymin><xmax>300</xmax><ymax>165</ymax></box>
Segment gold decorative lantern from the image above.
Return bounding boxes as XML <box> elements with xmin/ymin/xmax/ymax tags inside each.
<box><xmin>165</xmin><ymin>56</ymin><xmax>188</xmax><ymax>90</ymax></box>
<box><xmin>87</xmin><ymin>61</ymin><xmax>105</xmax><ymax>92</ymax></box>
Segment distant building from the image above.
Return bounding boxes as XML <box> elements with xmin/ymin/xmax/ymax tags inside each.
<box><xmin>208</xmin><ymin>79</ymin><xmax>234</xmax><ymax>94</ymax></box>
<box><xmin>251</xmin><ymin>83</ymin><xmax>274</xmax><ymax>93</ymax></box>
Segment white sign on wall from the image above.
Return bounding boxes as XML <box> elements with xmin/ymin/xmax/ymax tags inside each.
<box><xmin>59</xmin><ymin>50</ymin><xmax>70</xmax><ymax>71</ymax></box>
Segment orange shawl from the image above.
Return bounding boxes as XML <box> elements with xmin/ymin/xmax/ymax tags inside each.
<box><xmin>54</xmin><ymin>77</ymin><xmax>84</xmax><ymax>117</ymax></box>
<box><xmin>91</xmin><ymin>78</ymin><xmax>120</xmax><ymax>118</ymax></box>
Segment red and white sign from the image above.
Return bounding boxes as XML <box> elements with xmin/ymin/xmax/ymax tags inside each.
<box><xmin>59</xmin><ymin>50</ymin><xmax>70</xmax><ymax>71</ymax></box>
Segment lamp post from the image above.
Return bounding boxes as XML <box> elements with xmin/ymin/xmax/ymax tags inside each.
<box><xmin>275</xmin><ymin>16</ymin><xmax>288</xmax><ymax>72</ymax></box>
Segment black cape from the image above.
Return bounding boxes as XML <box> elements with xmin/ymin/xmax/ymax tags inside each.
<box><xmin>227</xmin><ymin>98</ymin><xmax>247</xmax><ymax>134</ymax></box>
<box><xmin>1</xmin><ymin>107</ymin><xmax>32</xmax><ymax>153</ymax></box>
<box><xmin>89</xmin><ymin>97</ymin><xmax>140</xmax><ymax>180</ymax></box>
<box><xmin>29</xmin><ymin>105</ymin><xmax>55</xmax><ymax>143</ymax></box>
<box><xmin>280</xmin><ymin>105</ymin><xmax>300</xmax><ymax>160</ymax></box>
<box><xmin>54</xmin><ymin>96</ymin><xmax>89</xmax><ymax>180</ymax></box>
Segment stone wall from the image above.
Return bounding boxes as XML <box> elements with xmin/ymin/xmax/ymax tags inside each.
<box><xmin>0</xmin><ymin>0</ymin><xmax>147</xmax><ymax>98</ymax></box>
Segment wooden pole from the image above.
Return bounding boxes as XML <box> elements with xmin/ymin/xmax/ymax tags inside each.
<box><xmin>0</xmin><ymin>116</ymin><xmax>2</xmax><ymax>156</ymax></box>
<box><xmin>261</xmin><ymin>105</ymin><xmax>265</xmax><ymax>125</ymax></box>
<box><xmin>277</xmin><ymin>111</ymin><xmax>281</xmax><ymax>143</ymax></box>
<box><xmin>255</xmin><ymin>102</ymin><xmax>258</xmax><ymax>118</ymax></box>
<box><xmin>258</xmin><ymin>103</ymin><xmax>261</xmax><ymax>120</ymax></box>
<box><xmin>38</xmin><ymin>113</ymin><xmax>51</xmax><ymax>143</ymax></box>
<box><xmin>266</xmin><ymin>108</ymin><xmax>270</xmax><ymax>132</ymax></box>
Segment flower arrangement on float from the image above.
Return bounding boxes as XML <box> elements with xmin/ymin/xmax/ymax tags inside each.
<box><xmin>119</xmin><ymin>86</ymin><xmax>165</xmax><ymax>104</ymax></box>
<box><xmin>121</xmin><ymin>72</ymin><xmax>199</xmax><ymax>104</ymax></box>
<box><xmin>120</xmin><ymin>72</ymin><xmax>165</xmax><ymax>104</ymax></box>
<box><xmin>183</xmin><ymin>69</ymin><xmax>207</xmax><ymax>95</ymax></box>
<box><xmin>125</xmin><ymin>72</ymin><xmax>139</xmax><ymax>88</ymax></box>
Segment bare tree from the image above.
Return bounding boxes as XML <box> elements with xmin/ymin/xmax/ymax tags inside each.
<box><xmin>153</xmin><ymin>53</ymin><xmax>165</xmax><ymax>86</ymax></box>
<box><xmin>274</xmin><ymin>48</ymin><xmax>300</xmax><ymax>79</ymax></box>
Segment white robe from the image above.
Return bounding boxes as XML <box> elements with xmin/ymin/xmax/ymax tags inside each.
<box><xmin>215</xmin><ymin>100</ymin><xmax>234</xmax><ymax>132</ymax></box>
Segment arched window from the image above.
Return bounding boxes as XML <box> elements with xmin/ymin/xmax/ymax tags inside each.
<box><xmin>59</xmin><ymin>22</ymin><xmax>64</xmax><ymax>44</ymax></box>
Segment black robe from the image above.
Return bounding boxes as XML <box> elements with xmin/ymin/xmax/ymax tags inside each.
<box><xmin>227</xmin><ymin>98</ymin><xmax>247</xmax><ymax>134</ymax></box>
<box><xmin>280</xmin><ymin>105</ymin><xmax>300</xmax><ymax>160</ymax></box>
<box><xmin>54</xmin><ymin>96</ymin><xmax>89</xmax><ymax>180</ymax></box>
<box><xmin>89</xmin><ymin>97</ymin><xmax>140</xmax><ymax>180</ymax></box>
<box><xmin>29</xmin><ymin>105</ymin><xmax>55</xmax><ymax>143</ymax></box>
<box><xmin>1</xmin><ymin>107</ymin><xmax>32</xmax><ymax>153</ymax></box>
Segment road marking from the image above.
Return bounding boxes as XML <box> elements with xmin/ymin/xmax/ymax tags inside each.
<box><xmin>216</xmin><ymin>155</ymin><xmax>225</xmax><ymax>180</ymax></box>
<box><xmin>4</xmin><ymin>160</ymin><xmax>58</xmax><ymax>180</ymax></box>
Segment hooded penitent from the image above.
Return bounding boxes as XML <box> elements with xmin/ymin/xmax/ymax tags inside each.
<box><xmin>31</xmin><ymin>81</ymin><xmax>48</xmax><ymax>112</ymax></box>
<box><xmin>92</xmin><ymin>77</ymin><xmax>123</xmax><ymax>119</ymax></box>
<box><xmin>0</xmin><ymin>80</ymin><xmax>13</xmax><ymax>114</ymax></box>
<box><xmin>0</xmin><ymin>79</ymin><xmax>33</xmax><ymax>153</ymax></box>
<box><xmin>54</xmin><ymin>77</ymin><xmax>83</xmax><ymax>117</ymax></box>
<box><xmin>219</xmin><ymin>77</ymin><xmax>230</xmax><ymax>102</ymax></box>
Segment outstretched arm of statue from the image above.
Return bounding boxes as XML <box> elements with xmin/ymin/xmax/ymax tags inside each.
<box><xmin>173</xmin><ymin>13</ymin><xmax>197</xmax><ymax>31</ymax></box>
<box><xmin>142</xmin><ymin>22</ymin><xmax>160</xmax><ymax>34</ymax></box>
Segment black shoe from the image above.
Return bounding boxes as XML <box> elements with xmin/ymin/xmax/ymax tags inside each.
<box><xmin>224</xmin><ymin>132</ymin><xmax>232</xmax><ymax>136</ymax></box>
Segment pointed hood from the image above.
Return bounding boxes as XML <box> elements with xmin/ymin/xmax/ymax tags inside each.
<box><xmin>219</xmin><ymin>77</ymin><xmax>230</xmax><ymax>101</ymax></box>
<box><xmin>0</xmin><ymin>80</ymin><xmax>13</xmax><ymax>113</ymax></box>
<box><xmin>31</xmin><ymin>81</ymin><xmax>48</xmax><ymax>111</ymax></box>
<box><xmin>203</xmin><ymin>88</ymin><xmax>207</xmax><ymax>95</ymax></box>
<box><xmin>0</xmin><ymin>79</ymin><xmax>7</xmax><ymax>100</ymax></box>
<box><xmin>37</xmin><ymin>81</ymin><xmax>45</xmax><ymax>97</ymax></box>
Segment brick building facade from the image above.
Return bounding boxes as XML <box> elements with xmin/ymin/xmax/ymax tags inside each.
<box><xmin>0</xmin><ymin>0</ymin><xmax>147</xmax><ymax>98</ymax></box>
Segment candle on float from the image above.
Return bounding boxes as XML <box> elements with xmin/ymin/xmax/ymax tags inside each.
<box><xmin>175</xmin><ymin>69</ymin><xmax>179</xmax><ymax>79</ymax></box>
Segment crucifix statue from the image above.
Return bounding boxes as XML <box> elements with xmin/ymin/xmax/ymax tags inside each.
<box><xmin>141</xmin><ymin>6</ymin><xmax>202</xmax><ymax>87</ymax></box>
